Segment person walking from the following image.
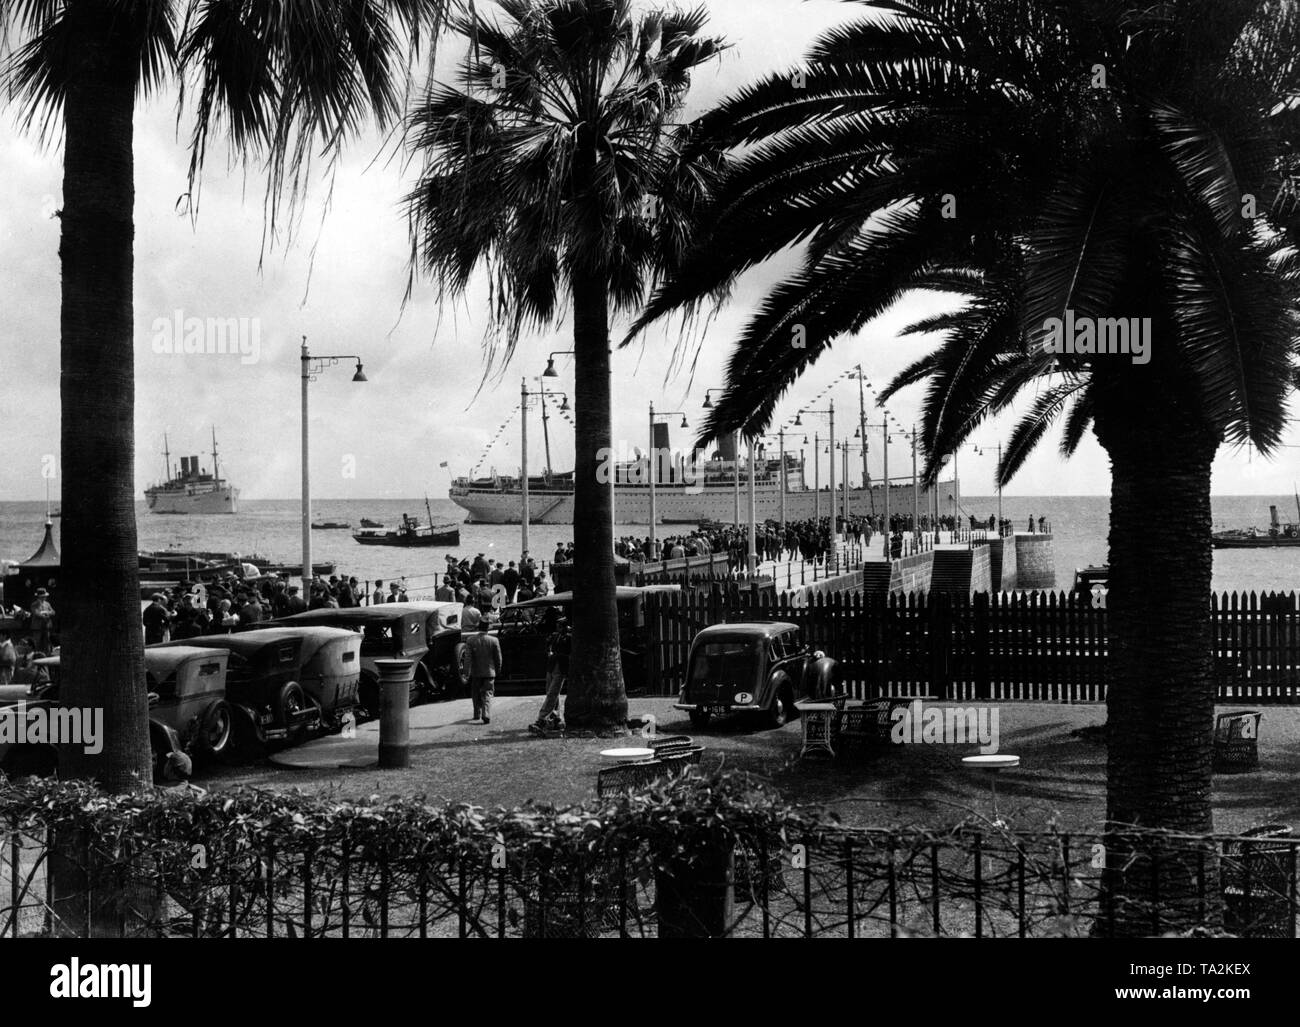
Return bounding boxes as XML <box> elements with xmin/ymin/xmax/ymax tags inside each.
<box><xmin>529</xmin><ymin>609</ymin><xmax>570</xmax><ymax>733</ymax></box>
<box><xmin>461</xmin><ymin>606</ymin><xmax>501</xmax><ymax>725</ymax></box>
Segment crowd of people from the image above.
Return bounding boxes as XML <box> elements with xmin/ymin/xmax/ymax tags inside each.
<box><xmin>435</xmin><ymin>553</ymin><xmax>550</xmax><ymax>610</ymax></box>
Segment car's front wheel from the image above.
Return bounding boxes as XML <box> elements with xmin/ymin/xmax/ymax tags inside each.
<box><xmin>195</xmin><ymin>700</ymin><xmax>234</xmax><ymax>757</ymax></box>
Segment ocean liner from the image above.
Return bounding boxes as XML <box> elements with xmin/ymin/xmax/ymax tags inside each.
<box><xmin>144</xmin><ymin>430</ymin><xmax>240</xmax><ymax>514</ymax></box>
<box><xmin>450</xmin><ymin>428</ymin><xmax>954</xmax><ymax>525</ymax></box>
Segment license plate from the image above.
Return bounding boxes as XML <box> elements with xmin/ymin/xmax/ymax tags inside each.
<box><xmin>709</xmin><ymin>705</ymin><xmax>729</xmax><ymax>716</ymax></box>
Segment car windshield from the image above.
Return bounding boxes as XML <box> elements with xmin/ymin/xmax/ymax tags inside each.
<box><xmin>689</xmin><ymin>639</ymin><xmax>761</xmax><ymax>687</ymax></box>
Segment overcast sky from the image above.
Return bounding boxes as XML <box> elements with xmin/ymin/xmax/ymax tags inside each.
<box><xmin>1</xmin><ymin>0</ymin><xmax>1294</xmax><ymax>501</ymax></box>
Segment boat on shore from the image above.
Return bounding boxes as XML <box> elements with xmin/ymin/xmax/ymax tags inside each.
<box><xmin>359</xmin><ymin>518</ymin><xmax>383</xmax><ymax>528</ymax></box>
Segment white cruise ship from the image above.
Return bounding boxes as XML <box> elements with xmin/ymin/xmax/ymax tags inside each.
<box><xmin>144</xmin><ymin>431</ymin><xmax>239</xmax><ymax>515</ymax></box>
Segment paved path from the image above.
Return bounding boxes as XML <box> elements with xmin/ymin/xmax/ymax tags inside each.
<box><xmin>270</xmin><ymin>696</ymin><xmax>535</xmax><ymax>770</ymax></box>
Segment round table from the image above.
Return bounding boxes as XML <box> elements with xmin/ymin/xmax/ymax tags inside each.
<box><xmin>961</xmin><ymin>754</ymin><xmax>1020</xmax><ymax>825</ymax></box>
<box><xmin>600</xmin><ymin>748</ymin><xmax>654</xmax><ymax>763</ymax></box>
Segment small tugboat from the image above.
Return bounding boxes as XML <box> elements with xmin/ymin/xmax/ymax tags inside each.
<box><xmin>359</xmin><ymin>518</ymin><xmax>383</xmax><ymax>528</ymax></box>
<box><xmin>1213</xmin><ymin>498</ymin><xmax>1300</xmax><ymax>548</ymax></box>
<box><xmin>352</xmin><ymin>499</ymin><xmax>460</xmax><ymax>547</ymax></box>
<box><xmin>311</xmin><ymin>520</ymin><xmax>351</xmax><ymax>530</ymax></box>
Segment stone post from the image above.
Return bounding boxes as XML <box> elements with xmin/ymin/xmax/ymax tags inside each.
<box><xmin>374</xmin><ymin>658</ymin><xmax>415</xmax><ymax>769</ymax></box>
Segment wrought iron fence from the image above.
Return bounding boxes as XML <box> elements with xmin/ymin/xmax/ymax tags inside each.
<box><xmin>3</xmin><ymin>808</ymin><xmax>1294</xmax><ymax>939</ymax></box>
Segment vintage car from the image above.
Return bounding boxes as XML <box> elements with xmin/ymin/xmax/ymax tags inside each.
<box><xmin>155</xmin><ymin>625</ymin><xmax>359</xmax><ymax>741</ymax></box>
<box><xmin>674</xmin><ymin>622</ymin><xmax>841</xmax><ymax>729</ymax></box>
<box><xmin>15</xmin><ymin>648</ymin><xmax>237</xmax><ymax>779</ymax></box>
<box><xmin>491</xmin><ymin>586</ymin><xmax>680</xmax><ymax>694</ymax></box>
<box><xmin>270</xmin><ymin>602</ymin><xmax>468</xmax><ymax>716</ymax></box>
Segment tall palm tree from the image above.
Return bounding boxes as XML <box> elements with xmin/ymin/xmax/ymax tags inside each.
<box><xmin>405</xmin><ymin>0</ymin><xmax>725</xmax><ymax>731</ymax></box>
<box><xmin>631</xmin><ymin>0</ymin><xmax>1300</xmax><ymax>932</ymax></box>
<box><xmin>1</xmin><ymin>0</ymin><xmax>450</xmax><ymax>793</ymax></box>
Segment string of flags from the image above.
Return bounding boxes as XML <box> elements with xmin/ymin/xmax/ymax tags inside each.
<box><xmin>469</xmin><ymin>402</ymin><xmax>522</xmax><ymax>478</ymax></box>
<box><xmin>779</xmin><ymin>365</ymin><xmax>917</xmax><ymax>443</ymax></box>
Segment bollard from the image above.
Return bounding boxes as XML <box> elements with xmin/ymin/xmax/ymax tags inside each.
<box><xmin>374</xmin><ymin>658</ymin><xmax>416</xmax><ymax>768</ymax></box>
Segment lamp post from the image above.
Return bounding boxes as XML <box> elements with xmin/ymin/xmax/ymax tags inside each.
<box><xmin>648</xmin><ymin>402</ymin><xmax>689</xmax><ymax>558</ymax></box>
<box><xmin>521</xmin><ymin>379</ymin><xmax>570</xmax><ymax>560</ymax></box>
<box><xmin>301</xmin><ymin>337</ymin><xmax>367</xmax><ymax>587</ymax></box>
<box><xmin>794</xmin><ymin>401</ymin><xmax>834</xmax><ymax>535</ymax></box>
<box><xmin>702</xmin><ymin>388</ymin><xmax>741</xmax><ymax>527</ymax></box>
<box><xmin>757</xmin><ymin>430</ymin><xmax>789</xmax><ymax>530</ymax></box>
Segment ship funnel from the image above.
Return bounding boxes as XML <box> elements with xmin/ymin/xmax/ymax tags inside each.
<box><xmin>190</xmin><ymin>455</ymin><xmax>200</xmax><ymax>477</ymax></box>
<box><xmin>651</xmin><ymin>422</ymin><xmax>671</xmax><ymax>483</ymax></box>
<box><xmin>180</xmin><ymin>456</ymin><xmax>192</xmax><ymax>477</ymax></box>
<box><xmin>1271</xmin><ymin>505</ymin><xmax>1281</xmax><ymax>528</ymax></box>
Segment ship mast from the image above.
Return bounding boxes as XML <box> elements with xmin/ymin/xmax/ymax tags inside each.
<box><xmin>857</xmin><ymin>367</ymin><xmax>873</xmax><ymax>514</ymax></box>
<box><xmin>162</xmin><ymin>433</ymin><xmax>172</xmax><ymax>482</ymax></box>
<box><xmin>211</xmin><ymin>426</ymin><xmax>220</xmax><ymax>483</ymax></box>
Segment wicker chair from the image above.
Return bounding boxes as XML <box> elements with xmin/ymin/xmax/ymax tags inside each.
<box><xmin>836</xmin><ymin>698</ymin><xmax>893</xmax><ymax>755</ymax></box>
<box><xmin>596</xmin><ymin>749</ymin><xmax>703</xmax><ymax>798</ymax></box>
<box><xmin>649</xmin><ymin>735</ymin><xmax>694</xmax><ymax>753</ymax></box>
<box><xmin>1213</xmin><ymin>711</ymin><xmax>1262</xmax><ymax>774</ymax></box>
<box><xmin>1222</xmin><ymin>824</ymin><xmax>1295</xmax><ymax>938</ymax></box>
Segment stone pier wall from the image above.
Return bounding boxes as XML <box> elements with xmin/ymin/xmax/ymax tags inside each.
<box><xmin>1013</xmin><ymin>534</ymin><xmax>1056</xmax><ymax>590</ymax></box>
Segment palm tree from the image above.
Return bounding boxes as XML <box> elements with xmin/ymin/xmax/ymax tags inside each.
<box><xmin>631</xmin><ymin>0</ymin><xmax>1300</xmax><ymax>932</ymax></box>
<box><xmin>1</xmin><ymin>0</ymin><xmax>450</xmax><ymax>793</ymax></box>
<box><xmin>405</xmin><ymin>0</ymin><xmax>725</xmax><ymax>731</ymax></box>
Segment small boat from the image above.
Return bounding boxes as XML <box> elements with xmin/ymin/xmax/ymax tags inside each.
<box><xmin>359</xmin><ymin>518</ymin><xmax>383</xmax><ymax>528</ymax></box>
<box><xmin>311</xmin><ymin>521</ymin><xmax>351</xmax><ymax>530</ymax></box>
<box><xmin>353</xmin><ymin>516</ymin><xmax>460</xmax><ymax>547</ymax></box>
<box><xmin>353</xmin><ymin>498</ymin><xmax>459</xmax><ymax>547</ymax></box>
<box><xmin>1213</xmin><ymin>499</ymin><xmax>1300</xmax><ymax>549</ymax></box>
<box><xmin>249</xmin><ymin>558</ymin><xmax>337</xmax><ymax>578</ymax></box>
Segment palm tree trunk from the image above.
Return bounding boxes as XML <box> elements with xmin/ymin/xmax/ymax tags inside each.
<box><xmin>1096</xmin><ymin>396</ymin><xmax>1221</xmax><ymax>936</ymax></box>
<box><xmin>563</xmin><ymin>270</ymin><xmax>628</xmax><ymax>733</ymax></box>
<box><xmin>56</xmin><ymin>2</ymin><xmax>151</xmax><ymax>791</ymax></box>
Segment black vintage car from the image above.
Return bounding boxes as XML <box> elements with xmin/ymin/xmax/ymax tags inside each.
<box><xmin>26</xmin><ymin>648</ymin><xmax>237</xmax><ymax>779</ymax></box>
<box><xmin>674</xmin><ymin>622</ymin><xmax>841</xmax><ymax>729</ymax></box>
<box><xmin>153</xmin><ymin>626</ymin><xmax>360</xmax><ymax>746</ymax></box>
<box><xmin>271</xmin><ymin>602</ymin><xmax>469</xmax><ymax>717</ymax></box>
<box><xmin>492</xmin><ymin>586</ymin><xmax>680</xmax><ymax>694</ymax></box>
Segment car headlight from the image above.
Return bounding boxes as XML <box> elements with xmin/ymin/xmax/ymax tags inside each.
<box><xmin>733</xmin><ymin>692</ymin><xmax>754</xmax><ymax>705</ymax></box>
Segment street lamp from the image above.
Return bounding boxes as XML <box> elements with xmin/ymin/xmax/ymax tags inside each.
<box><xmin>648</xmin><ymin>402</ymin><xmax>689</xmax><ymax>557</ymax></box>
<box><xmin>542</xmin><ymin>349</ymin><xmax>574</xmax><ymax>378</ymax></box>
<box><xmin>702</xmin><ymin>388</ymin><xmax>741</xmax><ymax>528</ymax></box>
<box><xmin>797</xmin><ymin>401</ymin><xmax>835</xmax><ymax>536</ymax></box>
<box><xmin>301</xmin><ymin>337</ymin><xmax>367</xmax><ymax>587</ymax></box>
<box><xmin>521</xmin><ymin>379</ymin><xmax>570</xmax><ymax>560</ymax></box>
<box><xmin>756</xmin><ymin>430</ymin><xmax>789</xmax><ymax>530</ymax></box>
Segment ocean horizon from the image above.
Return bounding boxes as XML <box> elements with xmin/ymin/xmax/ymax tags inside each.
<box><xmin>4</xmin><ymin>494</ymin><xmax>1300</xmax><ymax>596</ymax></box>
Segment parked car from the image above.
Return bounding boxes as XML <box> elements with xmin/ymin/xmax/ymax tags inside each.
<box><xmin>18</xmin><ymin>648</ymin><xmax>237</xmax><ymax>780</ymax></box>
<box><xmin>270</xmin><ymin>602</ymin><xmax>468</xmax><ymax>716</ymax></box>
<box><xmin>0</xmin><ymin>692</ymin><xmax>58</xmax><ymax>778</ymax></box>
<box><xmin>674</xmin><ymin>622</ymin><xmax>841</xmax><ymax>728</ymax></box>
<box><xmin>492</xmin><ymin>586</ymin><xmax>680</xmax><ymax>693</ymax></box>
<box><xmin>154</xmin><ymin>626</ymin><xmax>360</xmax><ymax>742</ymax></box>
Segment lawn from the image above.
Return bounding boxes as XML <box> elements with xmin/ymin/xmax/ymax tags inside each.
<box><xmin>205</xmin><ymin>697</ymin><xmax>1300</xmax><ymax>835</ymax></box>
